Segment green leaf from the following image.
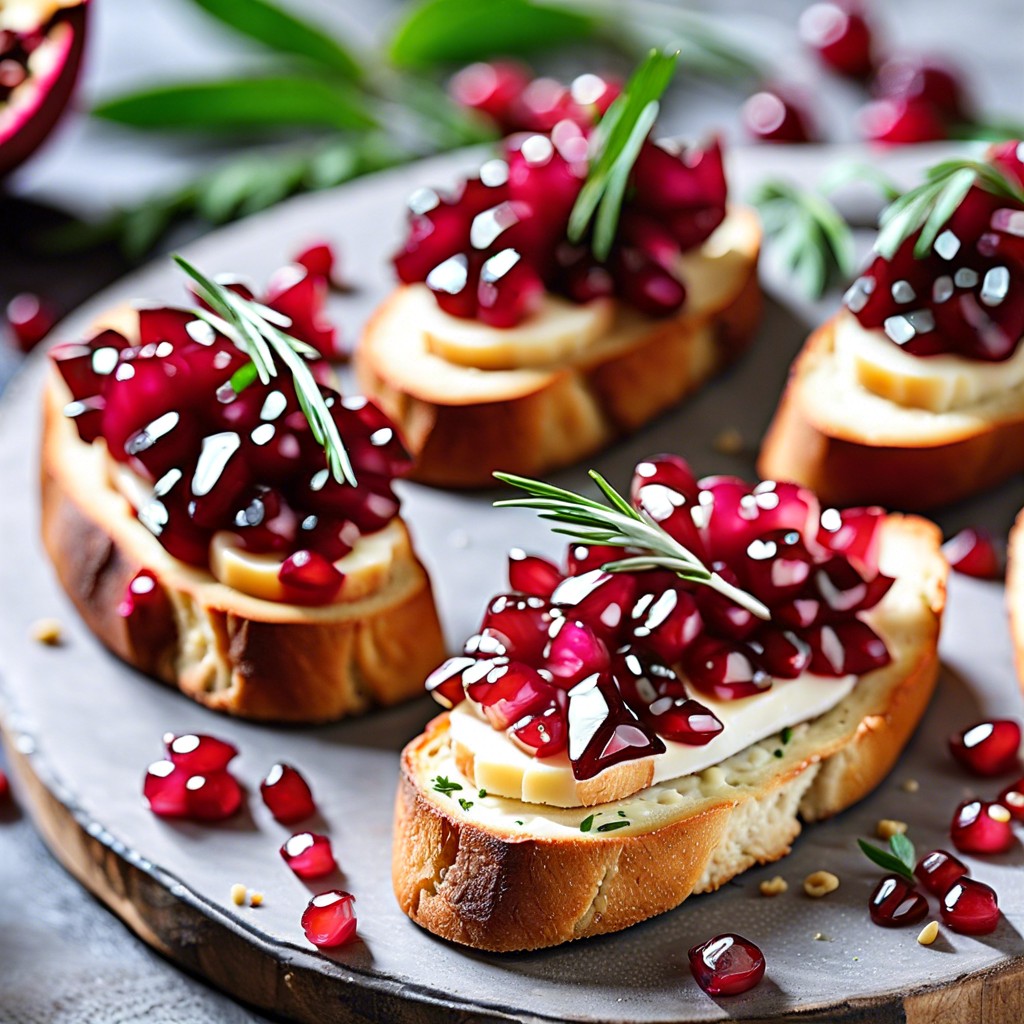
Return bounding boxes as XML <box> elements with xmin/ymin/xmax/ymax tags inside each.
<box><xmin>389</xmin><ymin>0</ymin><xmax>596</xmax><ymax>68</ymax></box>
<box><xmin>596</xmin><ymin>820</ymin><xmax>630</xmax><ymax>832</ymax></box>
<box><xmin>188</xmin><ymin>0</ymin><xmax>362</xmax><ymax>79</ymax></box>
<box><xmin>889</xmin><ymin>832</ymin><xmax>915</xmax><ymax>871</ymax></box>
<box><xmin>93</xmin><ymin>76</ymin><xmax>376</xmax><ymax>133</ymax></box>
<box><xmin>580</xmin><ymin>814</ymin><xmax>595</xmax><ymax>832</ymax></box>
<box><xmin>857</xmin><ymin>839</ymin><xmax>915</xmax><ymax>883</ymax></box>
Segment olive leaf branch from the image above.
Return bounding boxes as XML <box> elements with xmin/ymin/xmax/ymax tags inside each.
<box><xmin>493</xmin><ymin>470</ymin><xmax>769</xmax><ymax>619</ymax></box>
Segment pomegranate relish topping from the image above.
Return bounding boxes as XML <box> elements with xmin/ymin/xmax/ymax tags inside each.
<box><xmin>845</xmin><ymin>141</ymin><xmax>1024</xmax><ymax>361</ymax></box>
<box><xmin>50</xmin><ymin>265</ymin><xmax>412</xmax><ymax>604</ymax></box>
<box><xmin>428</xmin><ymin>455</ymin><xmax>893</xmax><ymax>782</ymax></box>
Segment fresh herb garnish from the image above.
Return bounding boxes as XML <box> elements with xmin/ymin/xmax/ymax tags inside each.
<box><xmin>515</xmin><ymin>819</ymin><xmax>524</xmax><ymax>825</ymax></box>
<box><xmin>596</xmin><ymin>820</ymin><xmax>631</xmax><ymax>832</ymax></box>
<box><xmin>174</xmin><ymin>255</ymin><xmax>356</xmax><ymax>486</ymax></box>
<box><xmin>432</xmin><ymin>775</ymin><xmax>463</xmax><ymax>797</ymax></box>
<box><xmin>857</xmin><ymin>832</ymin><xmax>916</xmax><ymax>883</ymax></box>
<box><xmin>580</xmin><ymin>813</ymin><xmax>596</xmax><ymax>832</ymax></box>
<box><xmin>750</xmin><ymin>179</ymin><xmax>855</xmax><ymax>299</ymax></box>
<box><xmin>478</xmin><ymin>788</ymin><xmax>488</xmax><ymax>799</ymax></box>
<box><xmin>458</xmin><ymin>797</ymin><xmax>474</xmax><ymax>811</ymax></box>
<box><xmin>773</xmin><ymin>748</ymin><xmax>783</xmax><ymax>758</ymax></box>
<box><xmin>493</xmin><ymin>470</ymin><xmax>769</xmax><ymax>619</ymax></box>
<box><xmin>781</xmin><ymin>726</ymin><xmax>793</xmax><ymax>745</ymax></box>
<box><xmin>617</xmin><ymin>809</ymin><xmax>627</xmax><ymax>817</ymax></box>
<box><xmin>567</xmin><ymin>48</ymin><xmax>678</xmax><ymax>261</ymax></box>
<box><xmin>875</xmin><ymin>157</ymin><xmax>1024</xmax><ymax>260</ymax></box>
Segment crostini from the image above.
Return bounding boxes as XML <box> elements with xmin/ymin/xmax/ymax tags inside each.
<box><xmin>760</xmin><ymin>140</ymin><xmax>1024</xmax><ymax>510</ymax></box>
<box><xmin>356</xmin><ymin>57</ymin><xmax>762</xmax><ymax>488</ymax></box>
<box><xmin>392</xmin><ymin>455</ymin><xmax>947</xmax><ymax>951</ymax></box>
<box><xmin>42</xmin><ymin>258</ymin><xmax>445</xmax><ymax>723</ymax></box>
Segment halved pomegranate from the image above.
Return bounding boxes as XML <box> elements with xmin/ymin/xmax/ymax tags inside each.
<box><xmin>0</xmin><ymin>0</ymin><xmax>88</xmax><ymax>178</ymax></box>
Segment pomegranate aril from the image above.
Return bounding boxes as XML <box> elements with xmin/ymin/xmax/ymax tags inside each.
<box><xmin>394</xmin><ymin>199</ymin><xmax>471</xmax><ymax>284</ymax></box>
<box><xmin>425</xmin><ymin>656</ymin><xmax>474</xmax><ymax>709</ymax></box>
<box><xmin>544</xmin><ymin>619</ymin><xmax>610</xmax><ymax>688</ymax></box>
<box><xmin>630</xmin><ymin>453</ymin><xmax>699</xmax><ymax>503</ymax></box>
<box><xmin>551</xmin><ymin>569</ymin><xmax>638</xmax><ymax>643</ymax></box>
<box><xmin>817</xmin><ymin>506</ymin><xmax>885</xmax><ymax>574</ymax></box>
<box><xmin>628</xmin><ymin>588</ymin><xmax>702</xmax><ymax>663</ymax></box>
<box><xmin>143</xmin><ymin>760</ymin><xmax>189</xmax><ymax>818</ymax></box>
<box><xmin>869</xmin><ymin>875</ymin><xmax>929</xmax><ymax>928</ymax></box>
<box><xmin>476</xmin><ymin>248</ymin><xmax>544</xmax><ymax>328</ymax></box>
<box><xmin>293</xmin><ymin>241</ymin><xmax>336</xmax><ymax>283</ymax></box>
<box><xmin>261</xmin><ymin>763</ymin><xmax>316</xmax><ymax>823</ymax></box>
<box><xmin>265</xmin><ymin>264</ymin><xmax>336</xmax><ymax>358</ymax></box>
<box><xmin>950</xmin><ymin>719</ymin><xmax>1021</xmax><ymax>776</ymax></box>
<box><xmin>164</xmin><ymin>732</ymin><xmax>237</xmax><ymax>774</ymax></box>
<box><xmin>465</xmin><ymin>661</ymin><xmax>556</xmax><ymax>729</ymax></box>
<box><xmin>565</xmin><ymin>543</ymin><xmax>619</xmax><ymax>576</ymax></box>
<box><xmin>684</xmin><ymin>636</ymin><xmax>772</xmax><ymax>701</ymax></box>
<box><xmin>741</xmin><ymin>529</ymin><xmax>815</xmax><ymax>603</ymax></box>
<box><xmin>633</xmin><ymin>481</ymin><xmax>706</xmax><ymax>561</ymax></box>
<box><xmin>117</xmin><ymin>568</ymin><xmax>168</xmax><ymax>619</ymax></box>
<box><xmin>688</xmin><ymin>933</ymin><xmax>766</xmax><ymax>997</ymax></box>
<box><xmin>481</xmin><ymin>593</ymin><xmax>553</xmax><ymax>665</ymax></box>
<box><xmin>566</xmin><ymin>673</ymin><xmax>664</xmax><ymax>781</ymax></box>
<box><xmin>915</xmin><ymin>849</ymin><xmax>968</xmax><ymax>896</ymax></box>
<box><xmin>281</xmin><ymin>832</ymin><xmax>337</xmax><ymax>879</ymax></box>
<box><xmin>510</xmin><ymin>703</ymin><xmax>567</xmax><ymax>758</ymax></box>
<box><xmin>302</xmin><ymin>890</ymin><xmax>357</xmax><ymax>948</ymax></box>
<box><xmin>7</xmin><ymin>292</ymin><xmax>55</xmax><ymax>351</ymax></box>
<box><xmin>278</xmin><ymin>550</ymin><xmax>344</xmax><ymax>606</ymax></box>
<box><xmin>873</xmin><ymin>56</ymin><xmax>969</xmax><ymax>120</ymax></box>
<box><xmin>508</xmin><ymin>549</ymin><xmax>563</xmax><ymax>598</ymax></box>
<box><xmin>941</xmin><ymin>877</ymin><xmax>1000</xmax><ymax>935</ymax></box>
<box><xmin>695</xmin><ymin>567</ymin><xmax>758</xmax><ymax>640</ymax></box>
<box><xmin>943</xmin><ymin>528</ymin><xmax>1002</xmax><ymax>579</ymax></box>
<box><xmin>183</xmin><ymin>770</ymin><xmax>243</xmax><ymax>822</ymax></box>
<box><xmin>998</xmin><ymin>778</ymin><xmax>1024</xmax><ymax>820</ymax></box>
<box><xmin>804</xmin><ymin>620</ymin><xmax>891</xmax><ymax>676</ymax></box>
<box><xmin>647</xmin><ymin>695</ymin><xmax>723</xmax><ymax>745</ymax></box>
<box><xmin>613</xmin><ymin>247</ymin><xmax>686</xmax><ymax>316</ymax></box>
<box><xmin>509</xmin><ymin>77</ymin><xmax>577</xmax><ymax>132</ymax></box>
<box><xmin>50</xmin><ymin>330</ymin><xmax>128</xmax><ymax>401</ymax></box>
<box><xmin>569</xmin><ymin>72</ymin><xmax>620</xmax><ymax>119</ymax></box>
<box><xmin>0</xmin><ymin>768</ymin><xmax>8</xmax><ymax>803</ymax></box>
<box><xmin>427</xmin><ymin>253</ymin><xmax>479</xmax><ymax>319</ymax></box>
<box><xmin>950</xmin><ymin>799</ymin><xmax>1015</xmax><ymax>855</ymax></box>
<box><xmin>747</xmin><ymin>628</ymin><xmax>811</xmax><ymax>679</ymax></box>
<box><xmin>449</xmin><ymin>60</ymin><xmax>531</xmax><ymax>130</ymax></box>
<box><xmin>741</xmin><ymin>90</ymin><xmax>815</xmax><ymax>144</ymax></box>
<box><xmin>799</xmin><ymin>1</ymin><xmax>874</xmax><ymax>78</ymax></box>
<box><xmin>614</xmin><ymin>647</ymin><xmax>685</xmax><ymax>706</ymax></box>
<box><xmin>857</xmin><ymin>97</ymin><xmax>948</xmax><ymax>144</ymax></box>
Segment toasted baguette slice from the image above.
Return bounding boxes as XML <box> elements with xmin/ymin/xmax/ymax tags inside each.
<box><xmin>40</xmin><ymin>367</ymin><xmax>446</xmax><ymax>724</ymax></box>
<box><xmin>759</xmin><ymin>314</ymin><xmax>1024</xmax><ymax>510</ymax></box>
<box><xmin>356</xmin><ymin>208</ymin><xmax>761</xmax><ymax>488</ymax></box>
<box><xmin>393</xmin><ymin>515</ymin><xmax>946</xmax><ymax>951</ymax></box>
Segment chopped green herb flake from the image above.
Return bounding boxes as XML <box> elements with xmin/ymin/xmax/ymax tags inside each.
<box><xmin>781</xmin><ymin>726</ymin><xmax>793</xmax><ymax>745</ymax></box>
<box><xmin>774</xmin><ymin>749</ymin><xmax>784</xmax><ymax>758</ymax></box>
<box><xmin>596</xmin><ymin>820</ymin><xmax>631</xmax><ymax>832</ymax></box>
<box><xmin>617</xmin><ymin>809</ymin><xmax>627</xmax><ymax>817</ymax></box>
<box><xmin>458</xmin><ymin>797</ymin><xmax>473</xmax><ymax>811</ymax></box>
<box><xmin>580</xmin><ymin>814</ymin><xmax>596</xmax><ymax>833</ymax></box>
<box><xmin>478</xmin><ymin>788</ymin><xmax>487</xmax><ymax>799</ymax></box>
<box><xmin>515</xmin><ymin>819</ymin><xmax>524</xmax><ymax>826</ymax></box>
<box><xmin>432</xmin><ymin>775</ymin><xmax>463</xmax><ymax>796</ymax></box>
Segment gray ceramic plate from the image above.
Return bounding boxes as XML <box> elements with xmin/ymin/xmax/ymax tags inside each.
<box><xmin>2</xmin><ymin>145</ymin><xmax>1023</xmax><ymax>1023</ymax></box>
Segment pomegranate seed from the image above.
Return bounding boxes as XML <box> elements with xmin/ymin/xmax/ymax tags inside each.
<box><xmin>476</xmin><ymin>248</ymin><xmax>544</xmax><ymax>328</ymax></box>
<box><xmin>183</xmin><ymin>771</ymin><xmax>243</xmax><ymax>821</ymax></box>
<box><xmin>915</xmin><ymin>849</ymin><xmax>968</xmax><ymax>896</ymax></box>
<box><xmin>117</xmin><ymin>568</ymin><xmax>168</xmax><ymax>619</ymax></box>
<box><xmin>569</xmin><ymin>72</ymin><xmax>620</xmax><ymax>119</ymax></box>
<box><xmin>741</xmin><ymin>90</ymin><xmax>815</xmax><ymax>143</ymax></box>
<box><xmin>999</xmin><ymin>778</ymin><xmax>1024</xmax><ymax>820</ymax></box>
<box><xmin>685</xmin><ymin>636</ymin><xmax>772</xmax><ymax>701</ymax></box>
<box><xmin>950</xmin><ymin>719</ymin><xmax>1021</xmax><ymax>776</ymax></box>
<box><xmin>449</xmin><ymin>61</ymin><xmax>531</xmax><ymax>130</ymax></box>
<box><xmin>741</xmin><ymin>530</ymin><xmax>815</xmax><ymax>603</ymax></box>
<box><xmin>278</xmin><ymin>550</ymin><xmax>344</xmax><ymax>605</ymax></box>
<box><xmin>261</xmin><ymin>763</ymin><xmax>316</xmax><ymax>823</ymax></box>
<box><xmin>544</xmin><ymin>619</ymin><xmax>610</xmax><ymax>688</ymax></box>
<box><xmin>551</xmin><ymin>570</ymin><xmax>638</xmax><ymax>643</ymax></box>
<box><xmin>301</xmin><ymin>890</ymin><xmax>357</xmax><ymax>947</ymax></box>
<box><xmin>164</xmin><ymin>733</ymin><xmax>238</xmax><ymax>774</ymax></box>
<box><xmin>281</xmin><ymin>832</ymin><xmax>337</xmax><ymax>879</ymax></box>
<box><xmin>0</xmin><ymin>769</ymin><xmax>9</xmax><ymax>803</ymax></box>
<box><xmin>510</xmin><ymin>703</ymin><xmax>568</xmax><ymax>758</ymax></box>
<box><xmin>950</xmin><ymin>799</ymin><xmax>1015</xmax><ymax>855</ymax></box>
<box><xmin>747</xmin><ymin>628</ymin><xmax>811</xmax><ymax>679</ymax></box>
<box><xmin>799</xmin><ymin>1</ymin><xmax>874</xmax><ymax>78</ymax></box>
<box><xmin>941</xmin><ymin>877</ymin><xmax>1000</xmax><ymax>935</ymax></box>
<box><xmin>629</xmin><ymin>588</ymin><xmax>702</xmax><ymax>663</ymax></box>
<box><xmin>465</xmin><ymin>661</ymin><xmax>556</xmax><ymax>729</ymax></box>
<box><xmin>425</xmin><ymin>656</ymin><xmax>473</xmax><ymax>709</ymax></box>
<box><xmin>943</xmin><ymin>528</ymin><xmax>1002</xmax><ymax>579</ymax></box>
<box><xmin>481</xmin><ymin>593</ymin><xmax>553</xmax><ymax>664</ymax></box>
<box><xmin>7</xmin><ymin>292</ymin><xmax>55</xmax><ymax>352</ymax></box>
<box><xmin>613</xmin><ymin>247</ymin><xmax>686</xmax><ymax>316</ymax></box>
<box><xmin>869</xmin><ymin>875</ymin><xmax>929</xmax><ymax>927</ymax></box>
<box><xmin>508</xmin><ymin>549</ymin><xmax>563</xmax><ymax>598</ymax></box>
<box><xmin>143</xmin><ymin>760</ymin><xmax>189</xmax><ymax>818</ymax></box>
<box><xmin>565</xmin><ymin>543</ymin><xmax>619</xmax><ymax>576</ymax></box>
<box><xmin>857</xmin><ymin>97</ymin><xmax>948</xmax><ymax>144</ymax></box>
<box><xmin>873</xmin><ymin>56</ymin><xmax>969</xmax><ymax>120</ymax></box>
<box><xmin>695</xmin><ymin>568</ymin><xmax>759</xmax><ymax>641</ymax></box>
<box><xmin>630</xmin><ymin>453</ymin><xmax>699</xmax><ymax>503</ymax></box>
<box><xmin>293</xmin><ymin>242</ymin><xmax>336</xmax><ymax>283</ymax></box>
<box><xmin>633</xmin><ymin>481</ymin><xmax>706</xmax><ymax>561</ymax></box>
<box><xmin>688</xmin><ymin>933</ymin><xmax>766</xmax><ymax>996</ymax></box>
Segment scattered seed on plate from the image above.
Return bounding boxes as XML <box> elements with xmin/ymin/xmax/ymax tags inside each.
<box><xmin>250</xmin><ymin>892</ymin><xmax>264</xmax><ymax>908</ymax></box>
<box><xmin>917</xmin><ymin>921</ymin><xmax>939</xmax><ymax>945</ymax></box>
<box><xmin>902</xmin><ymin>779</ymin><xmax>920</xmax><ymax>793</ymax></box>
<box><xmin>230</xmin><ymin>883</ymin><xmax>247</xmax><ymax>906</ymax></box>
<box><xmin>804</xmin><ymin>871</ymin><xmax>840</xmax><ymax>898</ymax></box>
<box><xmin>30</xmin><ymin>618</ymin><xmax>62</xmax><ymax>645</ymax></box>
<box><xmin>877</xmin><ymin>819</ymin><xmax>908</xmax><ymax>840</ymax></box>
<box><xmin>759</xmin><ymin>875</ymin><xmax>788</xmax><ymax>897</ymax></box>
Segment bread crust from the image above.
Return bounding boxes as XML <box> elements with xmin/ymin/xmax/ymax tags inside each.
<box><xmin>356</xmin><ymin>221</ymin><xmax>761</xmax><ymax>489</ymax></box>
<box><xmin>759</xmin><ymin>316</ymin><xmax>1024</xmax><ymax>510</ymax></box>
<box><xmin>393</xmin><ymin>516</ymin><xmax>947</xmax><ymax>951</ymax></box>
<box><xmin>40</xmin><ymin>372</ymin><xmax>446</xmax><ymax>724</ymax></box>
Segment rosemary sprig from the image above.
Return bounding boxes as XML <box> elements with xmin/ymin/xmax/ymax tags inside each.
<box><xmin>750</xmin><ymin>179</ymin><xmax>856</xmax><ymax>299</ymax></box>
<box><xmin>567</xmin><ymin>48</ymin><xmax>679</xmax><ymax>262</ymax></box>
<box><xmin>875</xmin><ymin>157</ymin><xmax>1024</xmax><ymax>260</ymax></box>
<box><xmin>173</xmin><ymin>255</ymin><xmax>356</xmax><ymax>486</ymax></box>
<box><xmin>493</xmin><ymin>470</ymin><xmax>769</xmax><ymax>620</ymax></box>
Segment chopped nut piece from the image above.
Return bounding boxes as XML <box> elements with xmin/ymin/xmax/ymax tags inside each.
<box><xmin>902</xmin><ymin>779</ymin><xmax>920</xmax><ymax>793</ymax></box>
<box><xmin>804</xmin><ymin>870</ymin><xmax>840</xmax><ymax>898</ymax></box>
<box><xmin>877</xmin><ymin>819</ymin><xmax>908</xmax><ymax>840</ymax></box>
<box><xmin>813</xmin><ymin>932</ymin><xmax>831</xmax><ymax>941</ymax></box>
<box><xmin>713</xmin><ymin>427</ymin><xmax>744</xmax><ymax>456</ymax></box>
<box><xmin>917</xmin><ymin>921</ymin><xmax>939</xmax><ymax>946</ymax></box>
<box><xmin>31</xmin><ymin>618</ymin><xmax>62</xmax><ymax>646</ymax></box>
<box><xmin>230</xmin><ymin>883</ymin><xmax>247</xmax><ymax>906</ymax></box>
<box><xmin>249</xmin><ymin>892</ymin><xmax>264</xmax><ymax>908</ymax></box>
<box><xmin>759</xmin><ymin>875</ymin><xmax>788</xmax><ymax>897</ymax></box>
